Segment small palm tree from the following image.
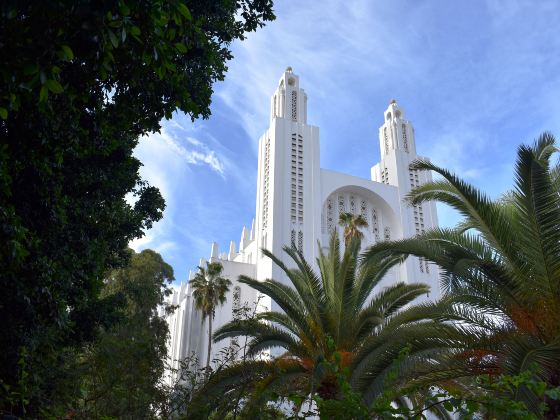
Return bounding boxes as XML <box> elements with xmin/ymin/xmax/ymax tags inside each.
<box><xmin>190</xmin><ymin>261</ymin><xmax>232</xmax><ymax>370</ymax></box>
<box><xmin>212</xmin><ymin>232</ymin><xmax>458</xmax><ymax>412</ymax></box>
<box><xmin>364</xmin><ymin>133</ymin><xmax>560</xmax><ymax>414</ymax></box>
<box><xmin>338</xmin><ymin>211</ymin><xmax>368</xmax><ymax>245</ymax></box>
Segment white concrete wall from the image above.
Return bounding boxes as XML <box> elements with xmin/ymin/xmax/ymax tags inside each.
<box><xmin>164</xmin><ymin>283</ymin><xmax>203</xmax><ymax>386</ymax></box>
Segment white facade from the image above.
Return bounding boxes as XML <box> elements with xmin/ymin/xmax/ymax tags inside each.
<box><xmin>164</xmin><ymin>68</ymin><xmax>439</xmax><ymax>381</ymax></box>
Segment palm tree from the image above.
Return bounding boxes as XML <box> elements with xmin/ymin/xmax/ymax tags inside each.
<box><xmin>338</xmin><ymin>211</ymin><xmax>368</xmax><ymax>245</ymax></box>
<box><xmin>212</xmin><ymin>232</ymin><xmax>460</xmax><ymax>413</ymax></box>
<box><xmin>364</xmin><ymin>133</ymin><xmax>560</xmax><ymax>415</ymax></box>
<box><xmin>190</xmin><ymin>261</ymin><xmax>232</xmax><ymax>371</ymax></box>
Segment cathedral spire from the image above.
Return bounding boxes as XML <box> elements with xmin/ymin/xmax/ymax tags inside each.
<box><xmin>228</xmin><ymin>240</ymin><xmax>237</xmax><ymax>261</ymax></box>
<box><xmin>249</xmin><ymin>218</ymin><xmax>255</xmax><ymax>240</ymax></box>
<box><xmin>210</xmin><ymin>241</ymin><xmax>219</xmax><ymax>259</ymax></box>
<box><xmin>270</xmin><ymin>67</ymin><xmax>308</xmax><ymax>124</ymax></box>
<box><xmin>378</xmin><ymin>99</ymin><xmax>416</xmax><ymax>158</ymax></box>
<box><xmin>240</xmin><ymin>226</ymin><xmax>248</xmax><ymax>250</ymax></box>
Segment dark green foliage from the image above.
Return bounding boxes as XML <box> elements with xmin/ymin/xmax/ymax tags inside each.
<box><xmin>0</xmin><ymin>0</ymin><xmax>274</xmax><ymax>415</ymax></box>
<box><xmin>75</xmin><ymin>249</ymin><xmax>174</xmax><ymax>418</ymax></box>
<box><xmin>416</xmin><ymin>369</ymin><xmax>560</xmax><ymax>420</ymax></box>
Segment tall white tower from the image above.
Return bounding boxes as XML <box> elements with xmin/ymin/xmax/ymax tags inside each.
<box><xmin>371</xmin><ymin>100</ymin><xmax>439</xmax><ymax>280</ymax></box>
<box><xmin>255</xmin><ymin>67</ymin><xmax>321</xmax><ymax>284</ymax></box>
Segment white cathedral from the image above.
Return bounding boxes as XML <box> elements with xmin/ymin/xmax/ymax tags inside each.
<box><xmin>164</xmin><ymin>68</ymin><xmax>439</xmax><ymax>380</ymax></box>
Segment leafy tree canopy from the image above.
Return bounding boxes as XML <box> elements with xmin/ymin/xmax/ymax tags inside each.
<box><xmin>75</xmin><ymin>248</ymin><xmax>174</xmax><ymax>419</ymax></box>
<box><xmin>0</xmin><ymin>0</ymin><xmax>274</xmax><ymax>414</ymax></box>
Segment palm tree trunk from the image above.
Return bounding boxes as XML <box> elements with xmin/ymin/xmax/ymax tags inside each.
<box><xmin>206</xmin><ymin>315</ymin><xmax>212</xmax><ymax>371</ymax></box>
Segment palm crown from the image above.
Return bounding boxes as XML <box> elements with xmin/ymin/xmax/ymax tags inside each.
<box><xmin>364</xmin><ymin>133</ymin><xmax>560</xmax><ymax>412</ymax></box>
<box><xmin>338</xmin><ymin>211</ymin><xmax>369</xmax><ymax>245</ymax></box>
<box><xmin>190</xmin><ymin>261</ymin><xmax>231</xmax><ymax>370</ymax></box>
<box><xmin>213</xmin><ymin>233</ymin><xmax>456</xmax><ymax>407</ymax></box>
<box><xmin>191</xmin><ymin>262</ymin><xmax>231</xmax><ymax>320</ymax></box>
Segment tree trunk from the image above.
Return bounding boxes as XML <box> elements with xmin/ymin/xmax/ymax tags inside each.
<box><xmin>206</xmin><ymin>315</ymin><xmax>213</xmax><ymax>371</ymax></box>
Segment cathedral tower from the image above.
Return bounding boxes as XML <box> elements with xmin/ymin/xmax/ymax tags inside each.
<box><xmin>255</xmin><ymin>67</ymin><xmax>321</xmax><ymax>283</ymax></box>
<box><xmin>371</xmin><ymin>100</ymin><xmax>438</xmax><ymax>277</ymax></box>
<box><xmin>164</xmin><ymin>72</ymin><xmax>442</xmax><ymax>374</ymax></box>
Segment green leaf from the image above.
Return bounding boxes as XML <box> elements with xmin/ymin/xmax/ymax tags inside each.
<box><xmin>531</xmin><ymin>380</ymin><xmax>547</xmax><ymax>397</ymax></box>
<box><xmin>61</xmin><ymin>45</ymin><xmax>74</xmax><ymax>60</ymax></box>
<box><xmin>545</xmin><ymin>387</ymin><xmax>560</xmax><ymax>400</ymax></box>
<box><xmin>465</xmin><ymin>400</ymin><xmax>478</xmax><ymax>413</ymax></box>
<box><xmin>443</xmin><ymin>400</ymin><xmax>454</xmax><ymax>412</ymax></box>
<box><xmin>45</xmin><ymin>79</ymin><xmax>64</xmax><ymax>94</ymax></box>
<box><xmin>0</xmin><ymin>107</ymin><xmax>7</xmax><ymax>119</ymax></box>
<box><xmin>177</xmin><ymin>3</ymin><xmax>192</xmax><ymax>20</ymax></box>
<box><xmin>174</xmin><ymin>42</ymin><xmax>188</xmax><ymax>53</ymax></box>
<box><xmin>130</xmin><ymin>25</ymin><xmax>141</xmax><ymax>36</ymax></box>
<box><xmin>119</xmin><ymin>3</ymin><xmax>130</xmax><ymax>16</ymax></box>
<box><xmin>164</xmin><ymin>61</ymin><xmax>177</xmax><ymax>72</ymax></box>
<box><xmin>39</xmin><ymin>85</ymin><xmax>48</xmax><ymax>102</ymax></box>
<box><xmin>23</xmin><ymin>64</ymin><xmax>39</xmax><ymax>76</ymax></box>
<box><xmin>108</xmin><ymin>29</ymin><xmax>119</xmax><ymax>48</ymax></box>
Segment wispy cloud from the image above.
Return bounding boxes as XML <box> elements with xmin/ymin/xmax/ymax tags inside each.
<box><xmin>159</xmin><ymin>128</ymin><xmax>225</xmax><ymax>176</ymax></box>
<box><xmin>131</xmin><ymin>0</ymin><xmax>560</xmax><ymax>283</ymax></box>
<box><xmin>129</xmin><ymin>125</ymin><xmax>228</xmax><ymax>263</ymax></box>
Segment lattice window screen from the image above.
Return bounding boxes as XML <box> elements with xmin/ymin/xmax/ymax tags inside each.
<box><xmin>350</xmin><ymin>196</ymin><xmax>356</xmax><ymax>214</ymax></box>
<box><xmin>384</xmin><ymin>127</ymin><xmax>389</xmax><ymax>154</ymax></box>
<box><xmin>402</xmin><ymin>123</ymin><xmax>409</xmax><ymax>152</ymax></box>
<box><xmin>371</xmin><ymin>208</ymin><xmax>379</xmax><ymax>241</ymax></box>
<box><xmin>384</xmin><ymin>227</ymin><xmax>391</xmax><ymax>241</ymax></box>
<box><xmin>262</xmin><ymin>139</ymin><xmax>271</xmax><ymax>229</ymax></box>
<box><xmin>327</xmin><ymin>199</ymin><xmax>334</xmax><ymax>232</ymax></box>
<box><xmin>291</xmin><ymin>91</ymin><xmax>297</xmax><ymax>121</ymax></box>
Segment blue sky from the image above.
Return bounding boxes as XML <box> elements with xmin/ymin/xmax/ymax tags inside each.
<box><xmin>130</xmin><ymin>0</ymin><xmax>560</xmax><ymax>284</ymax></box>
